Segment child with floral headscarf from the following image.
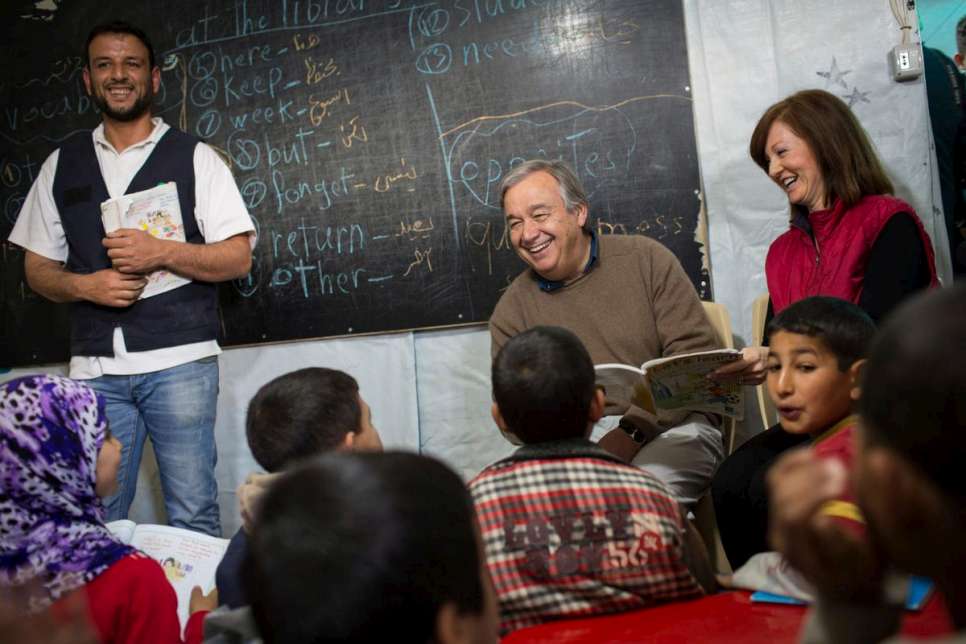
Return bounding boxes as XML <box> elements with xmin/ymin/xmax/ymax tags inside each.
<box><xmin>0</xmin><ymin>375</ymin><xmax>211</xmax><ymax>643</ymax></box>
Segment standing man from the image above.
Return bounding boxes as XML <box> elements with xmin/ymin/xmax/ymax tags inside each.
<box><xmin>489</xmin><ymin>160</ymin><xmax>723</xmax><ymax>507</ymax></box>
<box><xmin>8</xmin><ymin>21</ymin><xmax>255</xmax><ymax>536</ymax></box>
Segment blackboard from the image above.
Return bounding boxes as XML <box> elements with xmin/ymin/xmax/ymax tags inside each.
<box><xmin>1</xmin><ymin>0</ymin><xmax>708</xmax><ymax>367</ymax></box>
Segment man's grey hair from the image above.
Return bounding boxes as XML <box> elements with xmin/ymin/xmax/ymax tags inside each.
<box><xmin>958</xmin><ymin>15</ymin><xmax>966</xmax><ymax>56</ymax></box>
<box><xmin>499</xmin><ymin>160</ymin><xmax>589</xmax><ymax>213</ymax></box>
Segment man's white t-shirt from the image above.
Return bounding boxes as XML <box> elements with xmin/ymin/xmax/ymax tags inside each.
<box><xmin>8</xmin><ymin>118</ymin><xmax>255</xmax><ymax>379</ymax></box>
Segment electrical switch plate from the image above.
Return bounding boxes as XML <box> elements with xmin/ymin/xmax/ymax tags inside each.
<box><xmin>889</xmin><ymin>43</ymin><xmax>923</xmax><ymax>81</ymax></box>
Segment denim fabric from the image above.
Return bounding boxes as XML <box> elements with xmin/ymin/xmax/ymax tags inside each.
<box><xmin>88</xmin><ymin>357</ymin><xmax>222</xmax><ymax>536</ymax></box>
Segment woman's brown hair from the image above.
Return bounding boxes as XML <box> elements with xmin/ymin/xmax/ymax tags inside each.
<box><xmin>749</xmin><ymin>89</ymin><xmax>893</xmax><ymax>216</ymax></box>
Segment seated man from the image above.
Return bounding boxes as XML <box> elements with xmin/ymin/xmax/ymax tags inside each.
<box><xmin>768</xmin><ymin>284</ymin><xmax>966</xmax><ymax>642</ymax></box>
<box><xmin>244</xmin><ymin>452</ymin><xmax>500</xmax><ymax>643</ymax></box>
<box><xmin>215</xmin><ymin>368</ymin><xmax>383</xmax><ymax>609</ymax></box>
<box><xmin>470</xmin><ymin>326</ymin><xmax>714</xmax><ymax>635</ymax></box>
<box><xmin>724</xmin><ymin>297</ymin><xmax>874</xmax><ymax>598</ymax></box>
<box><xmin>489</xmin><ymin>160</ymin><xmax>723</xmax><ymax>508</ymax></box>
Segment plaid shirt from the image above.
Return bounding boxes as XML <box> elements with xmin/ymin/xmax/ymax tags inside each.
<box><xmin>469</xmin><ymin>439</ymin><xmax>703</xmax><ymax>634</ymax></box>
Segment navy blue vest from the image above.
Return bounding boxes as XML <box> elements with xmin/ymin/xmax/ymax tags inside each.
<box><xmin>52</xmin><ymin>128</ymin><xmax>219</xmax><ymax>357</ymax></box>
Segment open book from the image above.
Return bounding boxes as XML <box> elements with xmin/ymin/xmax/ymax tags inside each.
<box><xmin>100</xmin><ymin>182</ymin><xmax>191</xmax><ymax>300</ymax></box>
<box><xmin>107</xmin><ymin>520</ymin><xmax>229</xmax><ymax>631</ymax></box>
<box><xmin>595</xmin><ymin>349</ymin><xmax>743</xmax><ymax>418</ymax></box>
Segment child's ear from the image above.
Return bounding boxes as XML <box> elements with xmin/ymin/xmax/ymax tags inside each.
<box><xmin>848</xmin><ymin>359</ymin><xmax>866</xmax><ymax>401</ymax></box>
<box><xmin>435</xmin><ymin>601</ymin><xmax>476</xmax><ymax>644</ymax></box>
<box><xmin>492</xmin><ymin>402</ymin><xmax>524</xmax><ymax>445</ymax></box>
<box><xmin>339</xmin><ymin>431</ymin><xmax>356</xmax><ymax>450</ymax></box>
<box><xmin>588</xmin><ymin>387</ymin><xmax>606</xmax><ymax>423</ymax></box>
<box><xmin>491</xmin><ymin>402</ymin><xmax>507</xmax><ymax>431</ymax></box>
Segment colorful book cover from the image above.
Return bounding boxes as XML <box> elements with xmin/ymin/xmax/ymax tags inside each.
<box><xmin>595</xmin><ymin>349</ymin><xmax>744</xmax><ymax>419</ymax></box>
<box><xmin>644</xmin><ymin>350</ymin><xmax>744</xmax><ymax>418</ymax></box>
<box><xmin>100</xmin><ymin>182</ymin><xmax>191</xmax><ymax>300</ymax></box>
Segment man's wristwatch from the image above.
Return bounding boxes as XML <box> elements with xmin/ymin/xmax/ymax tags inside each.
<box><xmin>618</xmin><ymin>418</ymin><xmax>647</xmax><ymax>445</ymax></box>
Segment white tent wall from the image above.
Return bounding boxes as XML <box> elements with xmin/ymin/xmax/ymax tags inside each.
<box><xmin>2</xmin><ymin>0</ymin><xmax>947</xmax><ymax>536</ymax></box>
<box><xmin>414</xmin><ymin>327</ymin><xmax>514</xmax><ymax>482</ymax></box>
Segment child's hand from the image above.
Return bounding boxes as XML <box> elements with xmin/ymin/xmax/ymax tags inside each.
<box><xmin>238</xmin><ymin>471</ymin><xmax>281</xmax><ymax>534</ymax></box>
<box><xmin>715</xmin><ymin>573</ymin><xmax>735</xmax><ymax>589</ymax></box>
<box><xmin>709</xmin><ymin>346</ymin><xmax>769</xmax><ymax>386</ymax></box>
<box><xmin>189</xmin><ymin>586</ymin><xmax>218</xmax><ymax>615</ymax></box>
<box><xmin>767</xmin><ymin>449</ymin><xmax>884</xmax><ymax>600</ymax></box>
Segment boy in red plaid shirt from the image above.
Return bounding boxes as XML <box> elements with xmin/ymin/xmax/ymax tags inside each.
<box><xmin>469</xmin><ymin>326</ymin><xmax>714</xmax><ymax>635</ymax></box>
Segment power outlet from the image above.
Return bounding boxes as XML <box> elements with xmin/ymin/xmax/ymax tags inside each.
<box><xmin>889</xmin><ymin>43</ymin><xmax>923</xmax><ymax>81</ymax></box>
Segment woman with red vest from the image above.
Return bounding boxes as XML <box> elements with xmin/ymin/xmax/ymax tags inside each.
<box><xmin>711</xmin><ymin>89</ymin><xmax>938</xmax><ymax>568</ymax></box>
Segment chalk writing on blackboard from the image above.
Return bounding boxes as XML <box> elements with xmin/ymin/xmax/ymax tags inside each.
<box><xmin>0</xmin><ymin>0</ymin><xmax>707</xmax><ymax>366</ymax></box>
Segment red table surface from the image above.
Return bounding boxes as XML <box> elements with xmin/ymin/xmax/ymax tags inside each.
<box><xmin>501</xmin><ymin>590</ymin><xmax>953</xmax><ymax>643</ymax></box>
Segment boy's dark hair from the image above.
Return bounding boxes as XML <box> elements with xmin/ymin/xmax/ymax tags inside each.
<box><xmin>859</xmin><ymin>285</ymin><xmax>966</xmax><ymax>504</ymax></box>
<box><xmin>85</xmin><ymin>21</ymin><xmax>156</xmax><ymax>69</ymax></box>
<box><xmin>766</xmin><ymin>296</ymin><xmax>876</xmax><ymax>371</ymax></box>
<box><xmin>244</xmin><ymin>451</ymin><xmax>486</xmax><ymax>643</ymax></box>
<box><xmin>492</xmin><ymin>325</ymin><xmax>596</xmax><ymax>443</ymax></box>
<box><xmin>246</xmin><ymin>368</ymin><xmax>361</xmax><ymax>472</ymax></box>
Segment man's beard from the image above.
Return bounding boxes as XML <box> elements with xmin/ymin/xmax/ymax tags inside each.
<box><xmin>92</xmin><ymin>84</ymin><xmax>154</xmax><ymax>122</ymax></box>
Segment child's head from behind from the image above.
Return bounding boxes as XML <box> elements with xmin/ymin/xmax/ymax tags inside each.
<box><xmin>491</xmin><ymin>326</ymin><xmax>604</xmax><ymax>444</ymax></box>
<box><xmin>244</xmin><ymin>451</ymin><xmax>499</xmax><ymax>644</ymax></box>
<box><xmin>246</xmin><ymin>368</ymin><xmax>382</xmax><ymax>472</ymax></box>
<box><xmin>765</xmin><ymin>296</ymin><xmax>874</xmax><ymax>436</ymax></box>
<box><xmin>855</xmin><ymin>285</ymin><xmax>966</xmax><ymax>579</ymax></box>
<box><xmin>0</xmin><ymin>375</ymin><xmax>119</xmax><ymax>508</ymax></box>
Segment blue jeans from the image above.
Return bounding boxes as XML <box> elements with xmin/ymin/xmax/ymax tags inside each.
<box><xmin>88</xmin><ymin>357</ymin><xmax>222</xmax><ymax>536</ymax></box>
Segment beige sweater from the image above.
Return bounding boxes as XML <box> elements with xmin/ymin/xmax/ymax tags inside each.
<box><xmin>489</xmin><ymin>234</ymin><xmax>721</xmax><ymax>439</ymax></box>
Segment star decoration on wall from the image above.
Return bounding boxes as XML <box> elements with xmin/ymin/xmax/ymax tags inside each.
<box><xmin>816</xmin><ymin>57</ymin><xmax>852</xmax><ymax>89</ymax></box>
<box><xmin>843</xmin><ymin>86</ymin><xmax>870</xmax><ymax>107</ymax></box>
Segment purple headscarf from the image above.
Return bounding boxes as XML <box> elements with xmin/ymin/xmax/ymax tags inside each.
<box><xmin>0</xmin><ymin>375</ymin><xmax>133</xmax><ymax>611</ymax></box>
